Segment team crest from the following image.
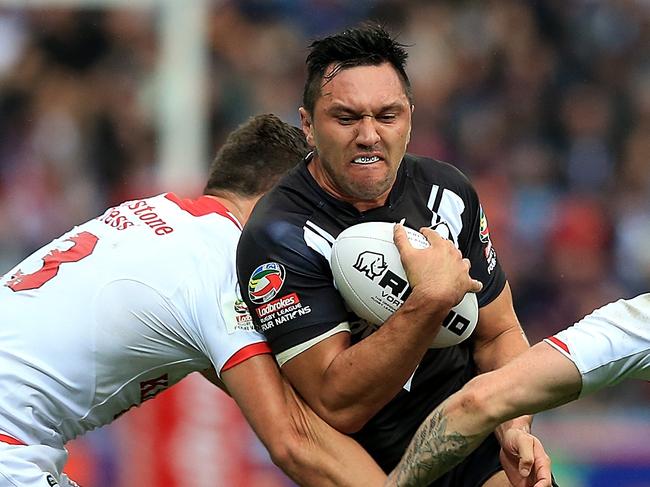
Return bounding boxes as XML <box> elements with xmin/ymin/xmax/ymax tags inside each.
<box><xmin>248</xmin><ymin>262</ymin><xmax>286</xmax><ymax>304</ymax></box>
<box><xmin>478</xmin><ymin>206</ymin><xmax>497</xmax><ymax>274</ymax></box>
<box><xmin>234</xmin><ymin>297</ymin><xmax>249</xmax><ymax>315</ymax></box>
<box><xmin>233</xmin><ymin>284</ymin><xmax>254</xmax><ymax>331</ymax></box>
<box><xmin>479</xmin><ymin>206</ymin><xmax>490</xmax><ymax>244</ymax></box>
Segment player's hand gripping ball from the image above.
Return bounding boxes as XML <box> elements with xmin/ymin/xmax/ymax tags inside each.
<box><xmin>331</xmin><ymin>221</ymin><xmax>478</xmax><ymax>348</ymax></box>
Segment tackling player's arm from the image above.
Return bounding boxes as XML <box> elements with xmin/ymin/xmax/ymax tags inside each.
<box><xmin>386</xmin><ymin>341</ymin><xmax>581</xmax><ymax>486</ymax></box>
<box><xmin>220</xmin><ymin>353</ymin><xmax>387</xmax><ymax>487</ymax></box>
<box><xmin>281</xmin><ymin>226</ymin><xmax>482</xmax><ymax>433</ymax></box>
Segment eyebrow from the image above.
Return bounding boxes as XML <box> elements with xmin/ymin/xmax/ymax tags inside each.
<box><xmin>325</xmin><ymin>102</ymin><xmax>407</xmax><ymax>115</ymax></box>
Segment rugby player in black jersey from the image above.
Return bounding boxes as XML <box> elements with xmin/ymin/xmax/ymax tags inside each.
<box><xmin>237</xmin><ymin>24</ymin><xmax>553</xmax><ymax>487</ymax></box>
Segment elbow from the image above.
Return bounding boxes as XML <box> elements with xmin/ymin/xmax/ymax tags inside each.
<box><xmin>316</xmin><ymin>402</ymin><xmax>371</xmax><ymax>434</ymax></box>
<box><xmin>266</xmin><ymin>434</ymin><xmax>299</xmax><ymax>473</ymax></box>
<box><xmin>316</xmin><ymin>385</ymin><xmax>378</xmax><ymax>433</ymax></box>
<box><xmin>326</xmin><ymin>413</ymin><xmax>366</xmax><ymax>435</ymax></box>
<box><xmin>448</xmin><ymin>375</ymin><xmax>504</xmax><ymax>431</ymax></box>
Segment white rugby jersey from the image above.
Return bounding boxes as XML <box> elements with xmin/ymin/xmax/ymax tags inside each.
<box><xmin>0</xmin><ymin>193</ymin><xmax>268</xmax><ymax>447</ymax></box>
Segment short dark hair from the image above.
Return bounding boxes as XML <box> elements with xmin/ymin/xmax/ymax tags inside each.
<box><xmin>302</xmin><ymin>23</ymin><xmax>413</xmax><ymax>114</ymax></box>
<box><xmin>204</xmin><ymin>114</ymin><xmax>309</xmax><ymax>197</ymax></box>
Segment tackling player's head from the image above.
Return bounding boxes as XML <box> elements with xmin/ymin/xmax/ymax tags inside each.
<box><xmin>302</xmin><ymin>22</ymin><xmax>413</xmax><ymax>115</ymax></box>
<box><xmin>204</xmin><ymin>114</ymin><xmax>309</xmax><ymax>198</ymax></box>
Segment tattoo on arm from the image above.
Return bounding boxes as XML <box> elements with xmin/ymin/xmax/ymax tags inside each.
<box><xmin>387</xmin><ymin>407</ymin><xmax>484</xmax><ymax>487</ymax></box>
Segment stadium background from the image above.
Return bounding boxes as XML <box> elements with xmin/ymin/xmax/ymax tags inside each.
<box><xmin>0</xmin><ymin>0</ymin><xmax>649</xmax><ymax>485</ymax></box>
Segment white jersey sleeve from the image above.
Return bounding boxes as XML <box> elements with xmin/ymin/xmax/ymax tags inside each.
<box><xmin>544</xmin><ymin>293</ymin><xmax>650</xmax><ymax>397</ymax></box>
<box><xmin>0</xmin><ymin>193</ymin><xmax>269</xmax><ymax>447</ymax></box>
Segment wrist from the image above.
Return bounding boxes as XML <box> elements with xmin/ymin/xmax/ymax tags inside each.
<box><xmin>401</xmin><ymin>288</ymin><xmax>454</xmax><ymax>320</ymax></box>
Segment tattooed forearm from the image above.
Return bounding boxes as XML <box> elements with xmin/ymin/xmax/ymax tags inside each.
<box><xmin>386</xmin><ymin>406</ymin><xmax>485</xmax><ymax>487</ymax></box>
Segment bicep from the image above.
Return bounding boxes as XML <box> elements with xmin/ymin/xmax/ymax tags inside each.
<box><xmin>280</xmin><ymin>330</ymin><xmax>351</xmax><ymax>412</ymax></box>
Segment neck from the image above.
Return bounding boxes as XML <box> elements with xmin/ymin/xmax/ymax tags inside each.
<box><xmin>204</xmin><ymin>193</ymin><xmax>260</xmax><ymax>226</ymax></box>
<box><xmin>307</xmin><ymin>156</ymin><xmax>390</xmax><ymax>212</ymax></box>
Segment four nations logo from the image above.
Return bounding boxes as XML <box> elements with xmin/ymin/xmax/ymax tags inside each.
<box><xmin>248</xmin><ymin>262</ymin><xmax>286</xmax><ymax>304</ymax></box>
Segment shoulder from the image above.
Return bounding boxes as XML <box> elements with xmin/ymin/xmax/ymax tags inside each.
<box><xmin>404</xmin><ymin>154</ymin><xmax>474</xmax><ymax>191</ymax></box>
<box><xmin>242</xmin><ymin>166</ymin><xmax>320</xmax><ymax>247</ymax></box>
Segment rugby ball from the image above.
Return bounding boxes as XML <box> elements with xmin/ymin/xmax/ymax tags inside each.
<box><xmin>330</xmin><ymin>221</ymin><xmax>478</xmax><ymax>348</ymax></box>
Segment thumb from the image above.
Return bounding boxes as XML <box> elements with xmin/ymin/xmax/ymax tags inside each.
<box><xmin>393</xmin><ymin>223</ymin><xmax>410</xmax><ymax>255</ymax></box>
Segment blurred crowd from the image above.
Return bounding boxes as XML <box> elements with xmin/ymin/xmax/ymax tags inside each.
<box><xmin>0</xmin><ymin>0</ymin><xmax>649</xmax><ymax>402</ymax></box>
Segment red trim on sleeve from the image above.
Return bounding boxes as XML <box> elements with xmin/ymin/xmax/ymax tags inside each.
<box><xmin>0</xmin><ymin>433</ymin><xmax>25</xmax><ymax>446</ymax></box>
<box><xmin>546</xmin><ymin>336</ymin><xmax>570</xmax><ymax>355</ymax></box>
<box><xmin>164</xmin><ymin>193</ymin><xmax>242</xmax><ymax>230</ymax></box>
<box><xmin>221</xmin><ymin>342</ymin><xmax>272</xmax><ymax>373</ymax></box>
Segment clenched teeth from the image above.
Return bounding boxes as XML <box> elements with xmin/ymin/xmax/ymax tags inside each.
<box><xmin>353</xmin><ymin>156</ymin><xmax>380</xmax><ymax>164</ymax></box>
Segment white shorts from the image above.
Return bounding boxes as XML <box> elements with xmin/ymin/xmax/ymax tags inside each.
<box><xmin>0</xmin><ymin>438</ymin><xmax>78</xmax><ymax>487</ymax></box>
<box><xmin>544</xmin><ymin>293</ymin><xmax>650</xmax><ymax>397</ymax></box>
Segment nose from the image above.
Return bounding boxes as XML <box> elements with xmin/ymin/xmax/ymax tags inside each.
<box><xmin>356</xmin><ymin>116</ymin><xmax>381</xmax><ymax>148</ymax></box>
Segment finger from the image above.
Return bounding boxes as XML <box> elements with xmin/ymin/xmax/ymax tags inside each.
<box><xmin>533</xmin><ymin>476</ymin><xmax>552</xmax><ymax>487</ymax></box>
<box><xmin>532</xmin><ymin>445</ymin><xmax>552</xmax><ymax>487</ymax></box>
<box><xmin>462</xmin><ymin>259</ymin><xmax>483</xmax><ymax>293</ymax></box>
<box><xmin>419</xmin><ymin>226</ymin><xmax>444</xmax><ymax>245</ymax></box>
<box><xmin>516</xmin><ymin>436</ymin><xmax>535</xmax><ymax>478</ymax></box>
<box><xmin>470</xmin><ymin>279</ymin><xmax>483</xmax><ymax>293</ymax></box>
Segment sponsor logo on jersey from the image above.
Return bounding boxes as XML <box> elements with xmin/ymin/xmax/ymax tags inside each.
<box><xmin>255</xmin><ymin>293</ymin><xmax>300</xmax><ymax>318</ymax></box>
<box><xmin>255</xmin><ymin>292</ymin><xmax>311</xmax><ymax>331</ymax></box>
<box><xmin>478</xmin><ymin>206</ymin><xmax>498</xmax><ymax>274</ymax></box>
<box><xmin>46</xmin><ymin>474</ymin><xmax>59</xmax><ymax>486</ymax></box>
<box><xmin>248</xmin><ymin>262</ymin><xmax>286</xmax><ymax>304</ymax></box>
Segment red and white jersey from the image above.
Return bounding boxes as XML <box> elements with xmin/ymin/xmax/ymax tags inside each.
<box><xmin>545</xmin><ymin>293</ymin><xmax>650</xmax><ymax>397</ymax></box>
<box><xmin>0</xmin><ymin>193</ymin><xmax>269</xmax><ymax>447</ymax></box>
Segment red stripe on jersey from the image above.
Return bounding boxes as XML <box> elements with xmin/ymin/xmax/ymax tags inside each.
<box><xmin>546</xmin><ymin>336</ymin><xmax>570</xmax><ymax>355</ymax></box>
<box><xmin>164</xmin><ymin>193</ymin><xmax>242</xmax><ymax>230</ymax></box>
<box><xmin>0</xmin><ymin>433</ymin><xmax>25</xmax><ymax>446</ymax></box>
<box><xmin>221</xmin><ymin>342</ymin><xmax>272</xmax><ymax>372</ymax></box>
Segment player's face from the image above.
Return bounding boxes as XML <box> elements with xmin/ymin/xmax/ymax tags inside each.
<box><xmin>300</xmin><ymin>63</ymin><xmax>413</xmax><ymax>211</ymax></box>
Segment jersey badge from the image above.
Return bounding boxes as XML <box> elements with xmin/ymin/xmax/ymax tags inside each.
<box><xmin>233</xmin><ymin>288</ymin><xmax>255</xmax><ymax>332</ymax></box>
<box><xmin>248</xmin><ymin>262</ymin><xmax>286</xmax><ymax>304</ymax></box>
<box><xmin>479</xmin><ymin>206</ymin><xmax>497</xmax><ymax>274</ymax></box>
<box><xmin>224</xmin><ymin>285</ymin><xmax>256</xmax><ymax>334</ymax></box>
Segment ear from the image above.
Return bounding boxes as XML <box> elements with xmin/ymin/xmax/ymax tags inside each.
<box><xmin>299</xmin><ymin>107</ymin><xmax>316</xmax><ymax>147</ymax></box>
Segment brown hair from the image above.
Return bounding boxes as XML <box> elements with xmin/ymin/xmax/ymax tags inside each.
<box><xmin>302</xmin><ymin>23</ymin><xmax>413</xmax><ymax>114</ymax></box>
<box><xmin>204</xmin><ymin>114</ymin><xmax>309</xmax><ymax>197</ymax></box>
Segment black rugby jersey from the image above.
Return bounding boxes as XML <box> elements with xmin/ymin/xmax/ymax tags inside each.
<box><xmin>237</xmin><ymin>153</ymin><xmax>507</xmax><ymax>473</ymax></box>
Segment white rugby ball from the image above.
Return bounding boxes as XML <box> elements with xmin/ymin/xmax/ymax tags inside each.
<box><xmin>330</xmin><ymin>221</ymin><xmax>478</xmax><ymax>348</ymax></box>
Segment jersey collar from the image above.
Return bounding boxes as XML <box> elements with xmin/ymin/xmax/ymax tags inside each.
<box><xmin>299</xmin><ymin>154</ymin><xmax>408</xmax><ymax>216</ymax></box>
<box><xmin>164</xmin><ymin>193</ymin><xmax>243</xmax><ymax>230</ymax></box>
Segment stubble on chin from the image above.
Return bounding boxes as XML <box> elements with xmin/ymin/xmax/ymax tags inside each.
<box><xmin>344</xmin><ymin>173</ymin><xmax>393</xmax><ymax>201</ymax></box>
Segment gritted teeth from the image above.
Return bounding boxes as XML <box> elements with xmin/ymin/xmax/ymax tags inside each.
<box><xmin>353</xmin><ymin>155</ymin><xmax>380</xmax><ymax>164</ymax></box>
